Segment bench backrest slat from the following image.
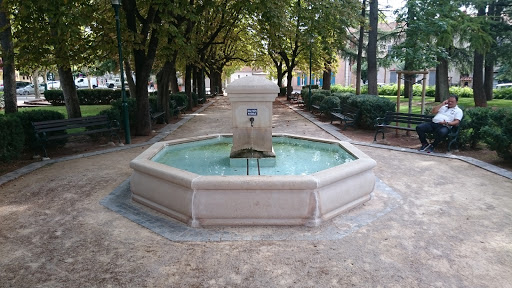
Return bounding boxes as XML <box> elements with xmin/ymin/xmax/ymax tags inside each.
<box><xmin>384</xmin><ymin>112</ymin><xmax>432</xmax><ymax>124</ymax></box>
<box><xmin>32</xmin><ymin>115</ymin><xmax>111</xmax><ymax>133</ymax></box>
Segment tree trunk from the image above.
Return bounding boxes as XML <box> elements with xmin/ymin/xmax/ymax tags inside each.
<box><xmin>356</xmin><ymin>0</ymin><xmax>366</xmax><ymax>95</ymax></box>
<box><xmin>367</xmin><ymin>0</ymin><xmax>378</xmax><ymax>95</ymax></box>
<box><xmin>32</xmin><ymin>70</ymin><xmax>40</xmax><ymax>99</ymax></box>
<box><xmin>124</xmin><ymin>60</ymin><xmax>136</xmax><ymax>98</ymax></box>
<box><xmin>472</xmin><ymin>6</ymin><xmax>487</xmax><ymax>107</ymax></box>
<box><xmin>322</xmin><ymin>64</ymin><xmax>331</xmax><ymax>91</ymax></box>
<box><xmin>436</xmin><ymin>56</ymin><xmax>450</xmax><ymax>102</ymax></box>
<box><xmin>211</xmin><ymin>69</ymin><xmax>223</xmax><ymax>95</ymax></box>
<box><xmin>123</xmin><ymin>0</ymin><xmax>160</xmax><ymax>136</ymax></box>
<box><xmin>58</xmin><ymin>65</ymin><xmax>82</xmax><ymax>118</ymax></box>
<box><xmin>0</xmin><ymin>2</ymin><xmax>17</xmax><ymax>114</ymax></box>
<box><xmin>484</xmin><ymin>58</ymin><xmax>494</xmax><ymax>101</ymax></box>
<box><xmin>156</xmin><ymin>61</ymin><xmax>172</xmax><ymax>122</ymax></box>
<box><xmin>286</xmin><ymin>68</ymin><xmax>294</xmax><ymax>98</ymax></box>
<box><xmin>185</xmin><ymin>64</ymin><xmax>192</xmax><ymax>98</ymax></box>
<box><xmin>170</xmin><ymin>63</ymin><xmax>179</xmax><ymax>93</ymax></box>
<box><xmin>473</xmin><ymin>50</ymin><xmax>487</xmax><ymax>107</ymax></box>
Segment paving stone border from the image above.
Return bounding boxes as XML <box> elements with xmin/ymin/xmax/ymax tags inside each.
<box><xmin>100</xmin><ymin>178</ymin><xmax>402</xmax><ymax>242</ymax></box>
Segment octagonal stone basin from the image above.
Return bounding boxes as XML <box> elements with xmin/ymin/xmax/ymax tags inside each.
<box><xmin>129</xmin><ymin>133</ymin><xmax>376</xmax><ymax>227</ymax></box>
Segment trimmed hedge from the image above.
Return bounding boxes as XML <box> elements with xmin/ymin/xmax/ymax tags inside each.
<box><xmin>459</xmin><ymin>107</ymin><xmax>512</xmax><ymax>160</ymax></box>
<box><xmin>0</xmin><ymin>109</ymin><xmax>67</xmax><ymax>160</ymax></box>
<box><xmin>15</xmin><ymin>110</ymin><xmax>67</xmax><ymax>151</ymax></box>
<box><xmin>0</xmin><ymin>114</ymin><xmax>25</xmax><ymax>161</ymax></box>
<box><xmin>480</xmin><ymin>108</ymin><xmax>512</xmax><ymax>160</ymax></box>
<box><xmin>44</xmin><ymin>89</ymin><xmax>125</xmax><ymax>105</ymax></box>
<box><xmin>319</xmin><ymin>96</ymin><xmax>340</xmax><ymax>114</ymax></box>
<box><xmin>494</xmin><ymin>87</ymin><xmax>512</xmax><ymax>100</ymax></box>
<box><xmin>346</xmin><ymin>94</ymin><xmax>396</xmax><ymax>129</ymax></box>
<box><xmin>99</xmin><ymin>98</ymin><xmax>137</xmax><ymax>131</ymax></box>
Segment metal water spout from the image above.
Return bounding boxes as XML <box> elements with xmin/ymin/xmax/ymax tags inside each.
<box><xmin>249</xmin><ymin>117</ymin><xmax>254</xmax><ymax>127</ymax></box>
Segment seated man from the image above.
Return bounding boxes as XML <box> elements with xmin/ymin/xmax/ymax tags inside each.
<box><xmin>416</xmin><ymin>95</ymin><xmax>463</xmax><ymax>153</ymax></box>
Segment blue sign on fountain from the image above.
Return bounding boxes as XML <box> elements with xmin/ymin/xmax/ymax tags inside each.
<box><xmin>247</xmin><ymin>109</ymin><xmax>257</xmax><ymax>116</ymax></box>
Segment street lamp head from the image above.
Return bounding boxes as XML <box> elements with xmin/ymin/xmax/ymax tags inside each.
<box><xmin>111</xmin><ymin>0</ymin><xmax>120</xmax><ymax>5</ymax></box>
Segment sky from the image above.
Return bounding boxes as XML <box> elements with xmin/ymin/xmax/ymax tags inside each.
<box><xmin>380</xmin><ymin>0</ymin><xmax>405</xmax><ymax>19</ymax></box>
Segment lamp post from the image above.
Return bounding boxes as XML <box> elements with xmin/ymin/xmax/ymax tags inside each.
<box><xmin>111</xmin><ymin>0</ymin><xmax>131</xmax><ymax>144</ymax></box>
<box><xmin>308</xmin><ymin>39</ymin><xmax>313</xmax><ymax>111</ymax></box>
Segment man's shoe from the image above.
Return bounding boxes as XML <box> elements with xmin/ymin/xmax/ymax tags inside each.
<box><xmin>427</xmin><ymin>145</ymin><xmax>434</xmax><ymax>153</ymax></box>
<box><xmin>419</xmin><ymin>143</ymin><xmax>431</xmax><ymax>151</ymax></box>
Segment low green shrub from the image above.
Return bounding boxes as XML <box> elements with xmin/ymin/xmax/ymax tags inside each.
<box><xmin>331</xmin><ymin>85</ymin><xmax>355</xmax><ymax>93</ymax></box>
<box><xmin>170</xmin><ymin>92</ymin><xmax>189</xmax><ymax>109</ymax></box>
<box><xmin>302</xmin><ymin>89</ymin><xmax>329</xmax><ymax>108</ymax></box>
<box><xmin>332</xmin><ymin>92</ymin><xmax>355</xmax><ymax>105</ymax></box>
<box><xmin>457</xmin><ymin>107</ymin><xmax>492</xmax><ymax>149</ymax></box>
<box><xmin>302</xmin><ymin>85</ymin><xmax>319</xmax><ymax>90</ymax></box>
<box><xmin>44</xmin><ymin>89</ymin><xmax>126</xmax><ymax>106</ymax></box>
<box><xmin>493</xmin><ymin>87</ymin><xmax>512</xmax><ymax>100</ymax></box>
<box><xmin>346</xmin><ymin>94</ymin><xmax>396</xmax><ymax>129</ymax></box>
<box><xmin>279</xmin><ymin>87</ymin><xmax>287</xmax><ymax>96</ymax></box>
<box><xmin>99</xmin><ymin>98</ymin><xmax>137</xmax><ymax>131</ymax></box>
<box><xmin>319</xmin><ymin>96</ymin><xmax>340</xmax><ymax>114</ymax></box>
<box><xmin>310</xmin><ymin>92</ymin><xmax>327</xmax><ymax>107</ymax></box>
<box><xmin>15</xmin><ymin>109</ymin><xmax>66</xmax><ymax>151</ymax></box>
<box><xmin>479</xmin><ymin>108</ymin><xmax>512</xmax><ymax>160</ymax></box>
<box><xmin>0</xmin><ymin>114</ymin><xmax>25</xmax><ymax>161</ymax></box>
<box><xmin>449</xmin><ymin>86</ymin><xmax>473</xmax><ymax>98</ymax></box>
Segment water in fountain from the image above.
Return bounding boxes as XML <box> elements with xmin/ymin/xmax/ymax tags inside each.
<box><xmin>152</xmin><ymin>136</ymin><xmax>355</xmax><ymax>176</ymax></box>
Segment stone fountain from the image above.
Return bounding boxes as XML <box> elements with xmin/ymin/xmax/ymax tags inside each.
<box><xmin>129</xmin><ymin>76</ymin><xmax>376</xmax><ymax>227</ymax></box>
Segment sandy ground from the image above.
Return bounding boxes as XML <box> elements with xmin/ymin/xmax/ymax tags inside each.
<box><xmin>1</xmin><ymin>96</ymin><xmax>511</xmax><ymax>287</ymax></box>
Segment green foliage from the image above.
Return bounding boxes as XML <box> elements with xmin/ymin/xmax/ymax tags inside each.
<box><xmin>302</xmin><ymin>85</ymin><xmax>319</xmax><ymax>90</ymax></box>
<box><xmin>15</xmin><ymin>109</ymin><xmax>66</xmax><ymax>151</ymax></box>
<box><xmin>332</xmin><ymin>92</ymin><xmax>355</xmax><ymax>105</ymax></box>
<box><xmin>310</xmin><ymin>93</ymin><xmax>326</xmax><ymax>107</ymax></box>
<box><xmin>479</xmin><ymin>108</ymin><xmax>512</xmax><ymax>160</ymax></box>
<box><xmin>331</xmin><ymin>85</ymin><xmax>354</xmax><ymax>93</ymax></box>
<box><xmin>319</xmin><ymin>96</ymin><xmax>340</xmax><ymax>114</ymax></box>
<box><xmin>458</xmin><ymin>107</ymin><xmax>493</xmax><ymax>149</ymax></box>
<box><xmin>378</xmin><ymin>84</ymin><xmax>399</xmax><ymax>96</ymax></box>
<box><xmin>170</xmin><ymin>92</ymin><xmax>189</xmax><ymax>109</ymax></box>
<box><xmin>493</xmin><ymin>87</ymin><xmax>512</xmax><ymax>100</ymax></box>
<box><xmin>449</xmin><ymin>86</ymin><xmax>473</xmax><ymax>98</ymax></box>
<box><xmin>0</xmin><ymin>115</ymin><xmax>25</xmax><ymax>161</ymax></box>
<box><xmin>346</xmin><ymin>94</ymin><xmax>396</xmax><ymax>129</ymax></box>
<box><xmin>279</xmin><ymin>87</ymin><xmax>287</xmax><ymax>96</ymax></box>
<box><xmin>44</xmin><ymin>89</ymin><xmax>125</xmax><ymax>106</ymax></box>
<box><xmin>99</xmin><ymin>98</ymin><xmax>137</xmax><ymax>131</ymax></box>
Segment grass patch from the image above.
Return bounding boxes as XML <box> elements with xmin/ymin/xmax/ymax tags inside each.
<box><xmin>381</xmin><ymin>95</ymin><xmax>512</xmax><ymax>113</ymax></box>
<box><xmin>1</xmin><ymin>105</ymin><xmax>111</xmax><ymax>117</ymax></box>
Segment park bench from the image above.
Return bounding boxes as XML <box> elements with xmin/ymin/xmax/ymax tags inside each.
<box><xmin>32</xmin><ymin>115</ymin><xmax>120</xmax><ymax>158</ymax></box>
<box><xmin>150</xmin><ymin>107</ymin><xmax>166</xmax><ymax>124</ymax></box>
<box><xmin>290</xmin><ymin>92</ymin><xmax>304</xmax><ymax>107</ymax></box>
<box><xmin>374</xmin><ymin>111</ymin><xmax>462</xmax><ymax>152</ymax></box>
<box><xmin>330</xmin><ymin>104</ymin><xmax>360</xmax><ymax>130</ymax></box>
<box><xmin>170</xmin><ymin>100</ymin><xmax>187</xmax><ymax>118</ymax></box>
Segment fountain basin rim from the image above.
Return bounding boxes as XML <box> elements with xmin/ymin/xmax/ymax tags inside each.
<box><xmin>129</xmin><ymin>133</ymin><xmax>377</xmax><ymax>227</ymax></box>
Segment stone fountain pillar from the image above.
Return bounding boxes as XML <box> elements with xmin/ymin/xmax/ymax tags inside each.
<box><xmin>226</xmin><ymin>76</ymin><xmax>279</xmax><ymax>162</ymax></box>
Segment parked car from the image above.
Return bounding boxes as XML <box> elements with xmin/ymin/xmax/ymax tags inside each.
<box><xmin>106</xmin><ymin>78</ymin><xmax>128</xmax><ymax>89</ymax></box>
<box><xmin>16</xmin><ymin>81</ymin><xmax>31</xmax><ymax>89</ymax></box>
<box><xmin>75</xmin><ymin>77</ymin><xmax>98</xmax><ymax>89</ymax></box>
<box><xmin>16</xmin><ymin>83</ymin><xmax>46</xmax><ymax>95</ymax></box>
<box><xmin>496</xmin><ymin>83</ymin><xmax>512</xmax><ymax>89</ymax></box>
<box><xmin>47</xmin><ymin>81</ymin><xmax>61</xmax><ymax>90</ymax></box>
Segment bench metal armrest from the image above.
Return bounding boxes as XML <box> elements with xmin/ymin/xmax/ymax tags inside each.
<box><xmin>110</xmin><ymin>119</ymin><xmax>120</xmax><ymax>130</ymax></box>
